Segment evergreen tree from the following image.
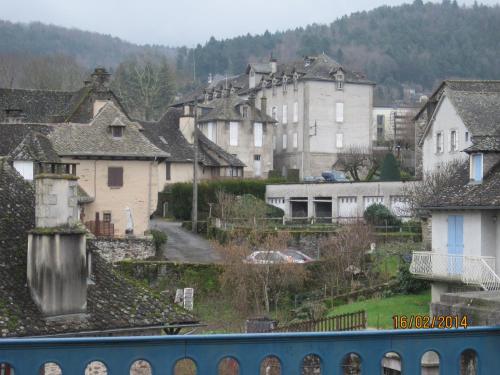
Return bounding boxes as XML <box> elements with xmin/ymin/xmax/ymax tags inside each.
<box><xmin>379</xmin><ymin>153</ymin><xmax>401</xmax><ymax>181</ymax></box>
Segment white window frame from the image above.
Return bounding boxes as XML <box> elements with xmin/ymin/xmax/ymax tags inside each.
<box><xmin>207</xmin><ymin>122</ymin><xmax>216</xmax><ymax>142</ymax></box>
<box><xmin>293</xmin><ymin>132</ymin><xmax>298</xmax><ymax>148</ymax></box>
<box><xmin>336</xmin><ymin>102</ymin><xmax>344</xmax><ymax>123</ymax></box>
<box><xmin>282</xmin><ymin>104</ymin><xmax>288</xmax><ymax>124</ymax></box>
<box><xmin>254</xmin><ymin>122</ymin><xmax>263</xmax><ymax>147</ymax></box>
<box><xmin>229</xmin><ymin>121</ymin><xmax>239</xmax><ymax>146</ymax></box>
<box><xmin>282</xmin><ymin>133</ymin><xmax>287</xmax><ymax>150</ymax></box>
<box><xmin>293</xmin><ymin>101</ymin><xmax>299</xmax><ymax>123</ymax></box>
<box><xmin>336</xmin><ymin>133</ymin><xmax>344</xmax><ymax>149</ymax></box>
<box><xmin>450</xmin><ymin>129</ymin><xmax>458</xmax><ymax>152</ymax></box>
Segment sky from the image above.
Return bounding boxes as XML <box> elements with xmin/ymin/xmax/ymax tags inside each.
<box><xmin>1</xmin><ymin>0</ymin><xmax>498</xmax><ymax>47</ymax></box>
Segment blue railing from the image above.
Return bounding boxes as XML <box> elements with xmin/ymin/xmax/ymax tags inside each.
<box><xmin>0</xmin><ymin>326</ymin><xmax>499</xmax><ymax>373</ymax></box>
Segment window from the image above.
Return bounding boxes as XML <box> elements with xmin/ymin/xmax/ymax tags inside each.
<box><xmin>229</xmin><ymin>122</ymin><xmax>239</xmax><ymax>146</ymax></box>
<box><xmin>293</xmin><ymin>132</ymin><xmax>298</xmax><ymax>148</ymax></box>
<box><xmin>112</xmin><ymin>126</ymin><xmax>123</xmax><ymax>138</ymax></box>
<box><xmin>336</xmin><ymin>81</ymin><xmax>344</xmax><ymax>90</ymax></box>
<box><xmin>282</xmin><ymin>76</ymin><xmax>288</xmax><ymax>94</ymax></box>
<box><xmin>13</xmin><ymin>160</ymin><xmax>34</xmax><ymax>180</ymax></box>
<box><xmin>377</xmin><ymin>126</ymin><xmax>384</xmax><ymax>140</ymax></box>
<box><xmin>293</xmin><ymin>101</ymin><xmax>299</xmax><ymax>123</ymax></box>
<box><xmin>336</xmin><ymin>133</ymin><xmax>343</xmax><ymax>149</ymax></box>
<box><xmin>282</xmin><ymin>104</ymin><xmax>288</xmax><ymax>124</ymax></box>
<box><xmin>436</xmin><ymin>131</ymin><xmax>444</xmax><ymax>153</ymax></box>
<box><xmin>242</xmin><ymin>106</ymin><xmax>248</xmax><ymax>118</ymax></box>
<box><xmin>254</xmin><ymin>154</ymin><xmax>261</xmax><ymax>161</ymax></box>
<box><xmin>103</xmin><ymin>212</ymin><xmax>112</xmax><ymax>222</ymax></box>
<box><xmin>271</xmin><ymin>106</ymin><xmax>278</xmax><ymax>120</ymax></box>
<box><xmin>282</xmin><ymin>134</ymin><xmax>287</xmax><ymax>150</ymax></box>
<box><xmin>465</xmin><ymin>131</ymin><xmax>469</xmax><ymax>142</ymax></box>
<box><xmin>336</xmin><ymin>102</ymin><xmax>344</xmax><ymax>123</ymax></box>
<box><xmin>108</xmin><ymin>167</ymin><xmax>123</xmax><ymax>187</ymax></box>
<box><xmin>253</xmin><ymin>155</ymin><xmax>262</xmax><ymax>177</ymax></box>
<box><xmin>470</xmin><ymin>153</ymin><xmax>483</xmax><ymax>182</ymax></box>
<box><xmin>450</xmin><ymin>130</ymin><xmax>458</xmax><ymax>151</ymax></box>
<box><xmin>377</xmin><ymin>114</ymin><xmax>385</xmax><ymax>126</ymax></box>
<box><xmin>207</xmin><ymin>122</ymin><xmax>216</xmax><ymax>142</ymax></box>
<box><xmin>336</xmin><ymin>73</ymin><xmax>344</xmax><ymax>90</ymax></box>
<box><xmin>254</xmin><ymin>122</ymin><xmax>263</xmax><ymax>147</ymax></box>
<box><xmin>165</xmin><ymin>162</ymin><xmax>171</xmax><ymax>180</ymax></box>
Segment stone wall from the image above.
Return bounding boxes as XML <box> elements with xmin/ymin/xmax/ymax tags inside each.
<box><xmin>90</xmin><ymin>237</ymin><xmax>155</xmax><ymax>263</ymax></box>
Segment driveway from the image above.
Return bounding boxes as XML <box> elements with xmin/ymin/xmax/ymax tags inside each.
<box><xmin>149</xmin><ymin>219</ymin><xmax>221</xmax><ymax>264</ymax></box>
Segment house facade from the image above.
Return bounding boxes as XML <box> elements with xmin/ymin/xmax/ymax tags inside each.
<box><xmin>49</xmin><ymin>102</ymin><xmax>168</xmax><ymax>236</ymax></box>
<box><xmin>141</xmin><ymin>105</ymin><xmax>245</xmax><ymax>187</ymax></box>
<box><xmin>250</xmin><ymin>54</ymin><xmax>374</xmax><ymax>179</ymax></box>
<box><xmin>410</xmin><ymin>81</ymin><xmax>500</xmax><ymax>303</ymax></box>
<box><xmin>196</xmin><ymin>93</ymin><xmax>275</xmax><ymax>178</ymax></box>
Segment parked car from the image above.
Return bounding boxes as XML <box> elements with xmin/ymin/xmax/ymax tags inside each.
<box><xmin>245</xmin><ymin>250</ymin><xmax>315</xmax><ymax>264</ymax></box>
<box><xmin>303</xmin><ymin>176</ymin><xmax>325</xmax><ymax>183</ymax></box>
<box><xmin>321</xmin><ymin>170</ymin><xmax>348</xmax><ymax>182</ymax></box>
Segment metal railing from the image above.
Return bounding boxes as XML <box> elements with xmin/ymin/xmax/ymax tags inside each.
<box><xmin>0</xmin><ymin>327</ymin><xmax>499</xmax><ymax>373</ymax></box>
<box><xmin>410</xmin><ymin>251</ymin><xmax>500</xmax><ymax>290</ymax></box>
<box><xmin>270</xmin><ymin>311</ymin><xmax>366</xmax><ymax>333</ymax></box>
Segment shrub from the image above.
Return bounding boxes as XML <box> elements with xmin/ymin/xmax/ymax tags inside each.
<box><xmin>379</xmin><ymin>153</ymin><xmax>401</xmax><ymax>181</ymax></box>
<box><xmin>396</xmin><ymin>261</ymin><xmax>430</xmax><ymax>294</ymax></box>
<box><xmin>364</xmin><ymin>203</ymin><xmax>401</xmax><ymax>226</ymax></box>
<box><xmin>150</xmin><ymin>229</ymin><xmax>167</xmax><ymax>255</ymax></box>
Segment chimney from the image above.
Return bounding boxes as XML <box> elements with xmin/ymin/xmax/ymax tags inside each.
<box><xmin>27</xmin><ymin>162</ymin><xmax>87</xmax><ymax>317</ymax></box>
<box><xmin>260</xmin><ymin>95</ymin><xmax>267</xmax><ymax>116</ymax></box>
<box><xmin>270</xmin><ymin>57</ymin><xmax>277</xmax><ymax>74</ymax></box>
<box><xmin>90</xmin><ymin>67</ymin><xmax>111</xmax><ymax>91</ymax></box>
<box><xmin>4</xmin><ymin>109</ymin><xmax>25</xmax><ymax>124</ymax></box>
<box><xmin>180</xmin><ymin>105</ymin><xmax>195</xmax><ymax>144</ymax></box>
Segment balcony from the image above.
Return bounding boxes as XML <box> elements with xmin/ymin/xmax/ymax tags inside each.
<box><xmin>0</xmin><ymin>327</ymin><xmax>499</xmax><ymax>373</ymax></box>
<box><xmin>410</xmin><ymin>251</ymin><xmax>500</xmax><ymax>290</ymax></box>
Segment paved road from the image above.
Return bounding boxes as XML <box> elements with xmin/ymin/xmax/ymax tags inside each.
<box><xmin>149</xmin><ymin>219</ymin><xmax>221</xmax><ymax>264</ymax></box>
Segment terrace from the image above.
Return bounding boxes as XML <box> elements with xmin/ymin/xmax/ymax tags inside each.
<box><xmin>0</xmin><ymin>327</ymin><xmax>497</xmax><ymax>373</ymax></box>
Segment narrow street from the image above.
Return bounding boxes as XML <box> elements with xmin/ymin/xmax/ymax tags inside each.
<box><xmin>149</xmin><ymin>219</ymin><xmax>221</xmax><ymax>263</ymax></box>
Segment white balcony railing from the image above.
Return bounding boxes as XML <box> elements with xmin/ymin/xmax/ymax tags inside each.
<box><xmin>410</xmin><ymin>251</ymin><xmax>500</xmax><ymax>291</ymax></box>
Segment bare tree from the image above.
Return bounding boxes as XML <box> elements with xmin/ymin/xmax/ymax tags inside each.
<box><xmin>217</xmin><ymin>232</ymin><xmax>307</xmax><ymax>315</ymax></box>
<box><xmin>318</xmin><ymin>222</ymin><xmax>374</xmax><ymax>297</ymax></box>
<box><xmin>402</xmin><ymin>159</ymin><xmax>466</xmax><ymax>217</ymax></box>
<box><xmin>334</xmin><ymin>145</ymin><xmax>370</xmax><ymax>181</ymax></box>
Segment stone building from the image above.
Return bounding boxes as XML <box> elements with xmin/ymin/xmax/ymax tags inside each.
<box><xmin>141</xmin><ymin>106</ymin><xmax>245</xmax><ymax>185</ymax></box>
<box><xmin>0</xmin><ymin>157</ymin><xmax>197</xmax><ymax>339</ymax></box>
<box><xmin>48</xmin><ymin>102</ymin><xmax>168</xmax><ymax>236</ymax></box>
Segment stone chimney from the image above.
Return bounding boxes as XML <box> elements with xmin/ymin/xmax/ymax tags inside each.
<box><xmin>260</xmin><ymin>96</ymin><xmax>267</xmax><ymax>116</ymax></box>
<box><xmin>4</xmin><ymin>109</ymin><xmax>25</xmax><ymax>124</ymax></box>
<box><xmin>27</xmin><ymin>162</ymin><xmax>87</xmax><ymax>317</ymax></box>
<box><xmin>270</xmin><ymin>57</ymin><xmax>277</xmax><ymax>74</ymax></box>
<box><xmin>90</xmin><ymin>67</ymin><xmax>111</xmax><ymax>91</ymax></box>
<box><xmin>179</xmin><ymin>105</ymin><xmax>195</xmax><ymax>144</ymax></box>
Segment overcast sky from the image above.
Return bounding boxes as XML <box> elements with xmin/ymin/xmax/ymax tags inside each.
<box><xmin>1</xmin><ymin>0</ymin><xmax>498</xmax><ymax>46</ymax></box>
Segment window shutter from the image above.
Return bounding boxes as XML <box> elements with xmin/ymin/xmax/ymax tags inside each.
<box><xmin>336</xmin><ymin>102</ymin><xmax>344</xmax><ymax>123</ymax></box>
<box><xmin>254</xmin><ymin>122</ymin><xmax>263</xmax><ymax>147</ymax></box>
<box><xmin>336</xmin><ymin>133</ymin><xmax>343</xmax><ymax>149</ymax></box>
<box><xmin>293</xmin><ymin>132</ymin><xmax>298</xmax><ymax>148</ymax></box>
<box><xmin>293</xmin><ymin>102</ymin><xmax>299</xmax><ymax>122</ymax></box>
<box><xmin>108</xmin><ymin>167</ymin><xmax>123</xmax><ymax>187</ymax></box>
<box><xmin>229</xmin><ymin>122</ymin><xmax>239</xmax><ymax>146</ymax></box>
<box><xmin>282</xmin><ymin>134</ymin><xmax>287</xmax><ymax>150</ymax></box>
<box><xmin>282</xmin><ymin>104</ymin><xmax>288</xmax><ymax>124</ymax></box>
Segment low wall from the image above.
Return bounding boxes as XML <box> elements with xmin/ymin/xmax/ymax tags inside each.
<box><xmin>90</xmin><ymin>237</ymin><xmax>155</xmax><ymax>263</ymax></box>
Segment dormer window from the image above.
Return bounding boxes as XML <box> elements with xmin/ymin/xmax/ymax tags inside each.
<box><xmin>283</xmin><ymin>76</ymin><xmax>288</xmax><ymax>94</ymax></box>
<box><xmin>470</xmin><ymin>153</ymin><xmax>483</xmax><ymax>183</ymax></box>
<box><xmin>242</xmin><ymin>106</ymin><xmax>248</xmax><ymax>118</ymax></box>
<box><xmin>112</xmin><ymin>126</ymin><xmax>123</xmax><ymax>138</ymax></box>
<box><xmin>336</xmin><ymin>72</ymin><xmax>344</xmax><ymax>90</ymax></box>
<box><xmin>110</xmin><ymin>117</ymin><xmax>125</xmax><ymax>138</ymax></box>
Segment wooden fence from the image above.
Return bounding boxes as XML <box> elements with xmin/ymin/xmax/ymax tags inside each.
<box><xmin>85</xmin><ymin>220</ymin><xmax>114</xmax><ymax>238</ymax></box>
<box><xmin>270</xmin><ymin>310</ymin><xmax>366</xmax><ymax>333</ymax></box>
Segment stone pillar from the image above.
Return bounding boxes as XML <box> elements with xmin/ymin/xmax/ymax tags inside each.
<box><xmin>27</xmin><ymin>162</ymin><xmax>88</xmax><ymax>316</ymax></box>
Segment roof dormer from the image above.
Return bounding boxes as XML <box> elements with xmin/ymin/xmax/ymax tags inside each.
<box><xmin>110</xmin><ymin>117</ymin><xmax>126</xmax><ymax>138</ymax></box>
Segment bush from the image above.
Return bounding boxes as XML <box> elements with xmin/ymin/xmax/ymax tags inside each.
<box><xmin>364</xmin><ymin>203</ymin><xmax>401</xmax><ymax>226</ymax></box>
<box><xmin>379</xmin><ymin>153</ymin><xmax>401</xmax><ymax>181</ymax></box>
<box><xmin>167</xmin><ymin>179</ymin><xmax>284</xmax><ymax>220</ymax></box>
<box><xmin>396</xmin><ymin>261</ymin><xmax>430</xmax><ymax>294</ymax></box>
<box><xmin>150</xmin><ymin>229</ymin><xmax>167</xmax><ymax>255</ymax></box>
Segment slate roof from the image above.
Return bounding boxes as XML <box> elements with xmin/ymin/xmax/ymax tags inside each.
<box><xmin>421</xmin><ymin>160</ymin><xmax>500</xmax><ymax>210</ymax></box>
<box><xmin>198</xmin><ymin>94</ymin><xmax>276</xmax><ymax>123</ymax></box>
<box><xmin>49</xmin><ymin>103</ymin><xmax>169</xmax><ymax>159</ymax></box>
<box><xmin>465</xmin><ymin>136</ymin><xmax>500</xmax><ymax>153</ymax></box>
<box><xmin>140</xmin><ymin>108</ymin><xmax>245</xmax><ymax>167</ymax></box>
<box><xmin>417</xmin><ymin>80</ymin><xmax>500</xmax><ymax>145</ymax></box>
<box><xmin>8</xmin><ymin>131</ymin><xmax>59</xmax><ymax>162</ymax></box>
<box><xmin>0</xmin><ymin>123</ymin><xmax>52</xmax><ymax>156</ymax></box>
<box><xmin>0</xmin><ymin>158</ymin><xmax>196</xmax><ymax>337</ymax></box>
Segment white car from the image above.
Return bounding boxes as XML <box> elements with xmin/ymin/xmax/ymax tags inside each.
<box><xmin>245</xmin><ymin>250</ymin><xmax>314</xmax><ymax>264</ymax></box>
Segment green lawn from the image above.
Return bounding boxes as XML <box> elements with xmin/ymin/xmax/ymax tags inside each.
<box><xmin>327</xmin><ymin>291</ymin><xmax>431</xmax><ymax>329</ymax></box>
